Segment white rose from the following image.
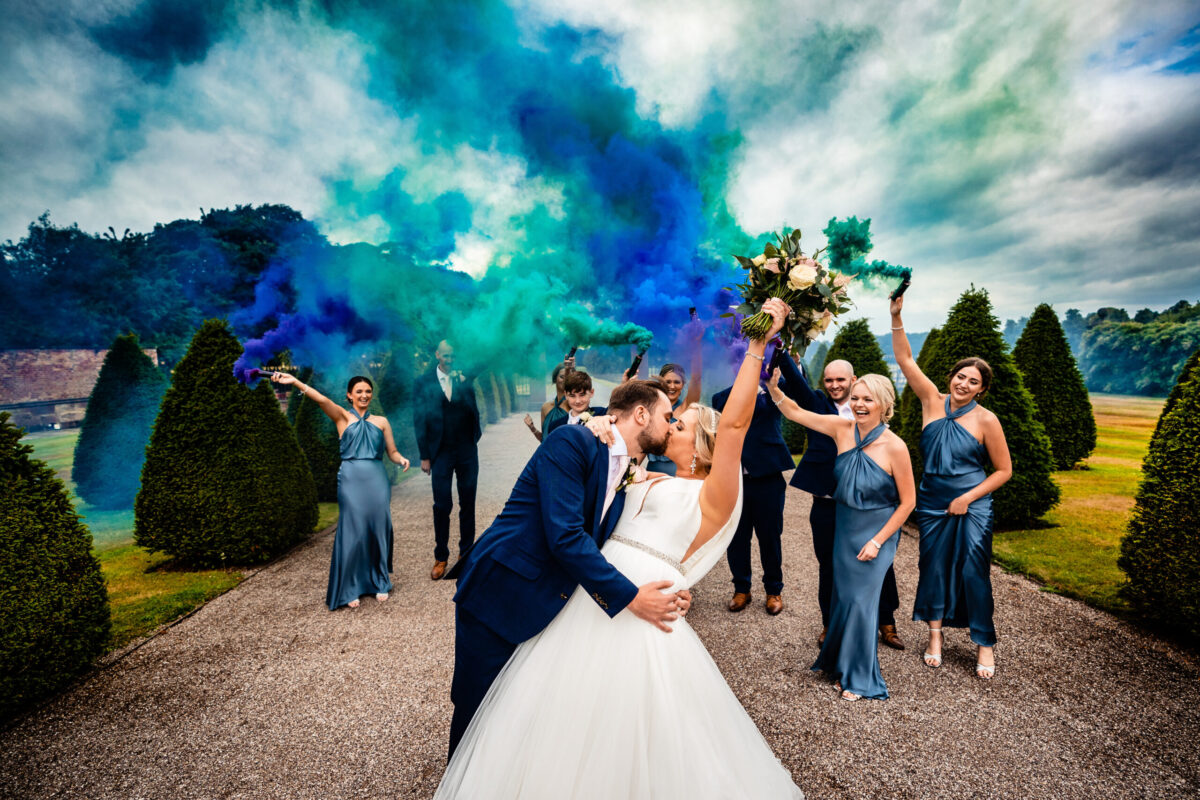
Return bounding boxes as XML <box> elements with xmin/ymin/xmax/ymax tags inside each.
<box><xmin>752</xmin><ymin>254</ymin><xmax>766</xmax><ymax>266</ymax></box>
<box><xmin>788</xmin><ymin>264</ymin><xmax>818</xmax><ymax>291</ymax></box>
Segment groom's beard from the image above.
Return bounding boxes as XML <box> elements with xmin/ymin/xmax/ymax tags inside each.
<box><xmin>637</xmin><ymin>428</ymin><xmax>670</xmax><ymax>457</ymax></box>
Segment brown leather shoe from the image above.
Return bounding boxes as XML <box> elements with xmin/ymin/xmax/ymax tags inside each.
<box><xmin>879</xmin><ymin>624</ymin><xmax>906</xmax><ymax>650</ymax></box>
<box><xmin>728</xmin><ymin>591</ymin><xmax>751</xmax><ymax>612</ymax></box>
<box><xmin>818</xmin><ymin>626</ymin><xmax>827</xmax><ymax>646</ymax></box>
<box><xmin>765</xmin><ymin>595</ymin><xmax>784</xmax><ymax>615</ymax></box>
<box><xmin>430</xmin><ymin>560</ymin><xmax>447</xmax><ymax>581</ymax></box>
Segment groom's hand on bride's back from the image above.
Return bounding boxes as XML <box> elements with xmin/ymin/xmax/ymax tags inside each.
<box><xmin>628</xmin><ymin>581</ymin><xmax>681</xmax><ymax>632</ymax></box>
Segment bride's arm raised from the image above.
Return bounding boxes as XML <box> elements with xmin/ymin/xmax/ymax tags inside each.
<box><xmin>691</xmin><ymin>299</ymin><xmax>790</xmax><ymax>555</ymax></box>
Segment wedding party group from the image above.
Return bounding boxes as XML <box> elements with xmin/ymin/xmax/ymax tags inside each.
<box><xmin>265</xmin><ymin>289</ymin><xmax>1012</xmax><ymax>798</ymax></box>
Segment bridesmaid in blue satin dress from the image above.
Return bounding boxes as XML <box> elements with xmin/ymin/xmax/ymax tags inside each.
<box><xmin>890</xmin><ymin>294</ymin><xmax>1013</xmax><ymax>679</ymax></box>
<box><xmin>768</xmin><ymin>371</ymin><xmax>915</xmax><ymax>700</ymax></box>
<box><xmin>268</xmin><ymin>373</ymin><xmax>411</xmax><ymax>610</ymax></box>
<box><xmin>646</xmin><ymin>358</ymin><xmax>703</xmax><ymax>477</ymax></box>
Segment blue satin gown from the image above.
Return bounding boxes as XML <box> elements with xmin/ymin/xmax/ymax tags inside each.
<box><xmin>913</xmin><ymin>398</ymin><xmax>996</xmax><ymax>646</ymax></box>
<box><xmin>811</xmin><ymin>423</ymin><xmax>900</xmax><ymax>699</ymax></box>
<box><xmin>326</xmin><ymin>409</ymin><xmax>394</xmax><ymax>610</ymax></box>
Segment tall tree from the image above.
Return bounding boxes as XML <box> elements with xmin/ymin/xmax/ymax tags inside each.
<box><xmin>135</xmin><ymin>321</ymin><xmax>317</xmax><ymax>565</ymax></box>
<box><xmin>806</xmin><ymin>341</ymin><xmax>829</xmax><ymax>380</ymax></box>
<box><xmin>898</xmin><ymin>288</ymin><xmax>1059</xmax><ymax>526</ymax></box>
<box><xmin>73</xmin><ymin>333</ymin><xmax>167</xmax><ymax>509</ymax></box>
<box><xmin>1118</xmin><ymin>349</ymin><xmax>1200</xmax><ymax>639</ymax></box>
<box><xmin>1</xmin><ymin>413</ymin><xmax>110</xmax><ymax>719</ymax></box>
<box><xmin>1012</xmin><ymin>304</ymin><xmax>1097</xmax><ymax>470</ymax></box>
<box><xmin>821</xmin><ymin>319</ymin><xmax>893</xmax><ymax>388</ymax></box>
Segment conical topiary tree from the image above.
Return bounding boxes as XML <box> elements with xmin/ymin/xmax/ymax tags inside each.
<box><xmin>1150</xmin><ymin>348</ymin><xmax>1200</xmax><ymax>444</ymax></box>
<box><xmin>284</xmin><ymin>366</ymin><xmax>314</xmax><ymax>425</ymax></box>
<box><xmin>135</xmin><ymin>320</ymin><xmax>317</xmax><ymax>566</ymax></box>
<box><xmin>898</xmin><ymin>288</ymin><xmax>1060</xmax><ymax>526</ymax></box>
<box><xmin>293</xmin><ymin>378</ymin><xmax>341</xmax><ymax>503</ymax></box>
<box><xmin>1</xmin><ymin>413</ymin><xmax>110</xmax><ymax>719</ymax></box>
<box><xmin>822</xmin><ymin>318</ymin><xmax>894</xmax><ymax>388</ymax></box>
<box><xmin>1012</xmin><ymin>304</ymin><xmax>1097</xmax><ymax>470</ymax></box>
<box><xmin>73</xmin><ymin>333</ymin><xmax>167</xmax><ymax>509</ymax></box>
<box><xmin>1118</xmin><ymin>351</ymin><xmax>1200</xmax><ymax>638</ymax></box>
<box><xmin>806</xmin><ymin>341</ymin><xmax>829</xmax><ymax>379</ymax></box>
<box><xmin>896</xmin><ymin>327</ymin><xmax>941</xmax><ymax>455</ymax></box>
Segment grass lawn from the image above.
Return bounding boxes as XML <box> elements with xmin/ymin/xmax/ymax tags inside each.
<box><xmin>25</xmin><ymin>429</ymin><xmax>345</xmax><ymax>650</ymax></box>
<box><xmin>992</xmin><ymin>394</ymin><xmax>1164</xmax><ymax>616</ymax></box>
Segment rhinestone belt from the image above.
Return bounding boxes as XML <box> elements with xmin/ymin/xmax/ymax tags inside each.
<box><xmin>609</xmin><ymin>534</ymin><xmax>686</xmax><ymax>575</ymax></box>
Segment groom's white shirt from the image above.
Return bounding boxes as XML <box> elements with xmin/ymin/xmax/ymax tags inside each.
<box><xmin>602</xmin><ymin>428</ymin><xmax>630</xmax><ymax>519</ymax></box>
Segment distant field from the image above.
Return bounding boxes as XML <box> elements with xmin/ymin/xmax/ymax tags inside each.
<box><xmin>25</xmin><ymin>429</ymin><xmax>340</xmax><ymax>650</ymax></box>
<box><xmin>992</xmin><ymin>393</ymin><xmax>1164</xmax><ymax>615</ymax></box>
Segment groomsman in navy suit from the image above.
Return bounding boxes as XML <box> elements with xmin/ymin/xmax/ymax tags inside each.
<box><xmin>415</xmin><ymin>340</ymin><xmax>482</xmax><ymax>581</ymax></box>
<box><xmin>712</xmin><ymin>350</ymin><xmax>806</xmax><ymax>615</ymax></box>
<box><xmin>790</xmin><ymin>358</ymin><xmax>905</xmax><ymax>649</ymax></box>
<box><xmin>444</xmin><ymin>380</ymin><xmax>686</xmax><ymax>757</ymax></box>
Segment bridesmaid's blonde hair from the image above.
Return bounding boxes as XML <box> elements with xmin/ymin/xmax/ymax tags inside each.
<box><xmin>851</xmin><ymin>375</ymin><xmax>896</xmax><ymax>423</ymax></box>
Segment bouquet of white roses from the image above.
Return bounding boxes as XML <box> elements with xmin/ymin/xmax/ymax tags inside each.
<box><xmin>725</xmin><ymin>228</ymin><xmax>853</xmax><ymax>354</ymax></box>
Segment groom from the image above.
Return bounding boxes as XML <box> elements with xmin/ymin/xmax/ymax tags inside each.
<box><xmin>444</xmin><ymin>379</ymin><xmax>686</xmax><ymax>756</ymax></box>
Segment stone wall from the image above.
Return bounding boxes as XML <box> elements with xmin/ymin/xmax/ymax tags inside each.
<box><xmin>0</xmin><ymin>348</ymin><xmax>158</xmax><ymax>430</ymax></box>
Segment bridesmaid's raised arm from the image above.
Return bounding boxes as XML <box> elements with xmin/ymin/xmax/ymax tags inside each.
<box><xmin>269</xmin><ymin>373</ymin><xmax>349</xmax><ymax>430</ymax></box>
<box><xmin>889</xmin><ymin>295</ymin><xmax>941</xmax><ymax>414</ymax></box>
<box><xmin>765</xmin><ymin>368</ymin><xmax>847</xmax><ymax>440</ymax></box>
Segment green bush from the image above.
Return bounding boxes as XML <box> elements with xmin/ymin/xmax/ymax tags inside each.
<box><xmin>822</xmin><ymin>319</ymin><xmax>893</xmax><ymax>388</ymax></box>
<box><xmin>1</xmin><ymin>413</ymin><xmax>110</xmax><ymax>719</ymax></box>
<box><xmin>1151</xmin><ymin>348</ymin><xmax>1200</xmax><ymax>444</ymax></box>
<box><xmin>1012</xmin><ymin>304</ymin><xmax>1097</xmax><ymax>469</ymax></box>
<box><xmin>135</xmin><ymin>320</ymin><xmax>317</xmax><ymax>566</ymax></box>
<box><xmin>806</xmin><ymin>342</ymin><xmax>829</xmax><ymax>378</ymax></box>
<box><xmin>1118</xmin><ymin>348</ymin><xmax>1200</xmax><ymax>638</ymax></box>
<box><xmin>292</xmin><ymin>382</ymin><xmax>341</xmax><ymax>503</ymax></box>
<box><xmin>898</xmin><ymin>288</ymin><xmax>1059</xmax><ymax>527</ymax></box>
<box><xmin>73</xmin><ymin>333</ymin><xmax>167</xmax><ymax>509</ymax></box>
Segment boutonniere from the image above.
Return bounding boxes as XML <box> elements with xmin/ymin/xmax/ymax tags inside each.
<box><xmin>451</xmin><ymin>370</ymin><xmax>464</xmax><ymax>382</ymax></box>
<box><xmin>578</xmin><ymin>411</ymin><xmax>593</xmax><ymax>424</ymax></box>
<box><xmin>619</xmin><ymin>460</ymin><xmax>648</xmax><ymax>491</ymax></box>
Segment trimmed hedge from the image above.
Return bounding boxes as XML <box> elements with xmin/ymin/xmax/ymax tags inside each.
<box><xmin>73</xmin><ymin>333</ymin><xmax>166</xmax><ymax>509</ymax></box>
<box><xmin>822</xmin><ymin>319</ymin><xmax>893</xmax><ymax>389</ymax></box>
<box><xmin>1118</xmin><ymin>348</ymin><xmax>1200</xmax><ymax>638</ymax></box>
<box><xmin>292</xmin><ymin>381</ymin><xmax>341</xmax><ymax>503</ymax></box>
<box><xmin>1</xmin><ymin>413</ymin><xmax>110</xmax><ymax>719</ymax></box>
<box><xmin>135</xmin><ymin>320</ymin><xmax>317</xmax><ymax>565</ymax></box>
<box><xmin>1012</xmin><ymin>304</ymin><xmax>1096</xmax><ymax>469</ymax></box>
<box><xmin>898</xmin><ymin>288</ymin><xmax>1060</xmax><ymax>526</ymax></box>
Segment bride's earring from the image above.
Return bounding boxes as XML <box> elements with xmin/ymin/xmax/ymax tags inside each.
<box><xmin>689</xmin><ymin>453</ymin><xmax>698</xmax><ymax>474</ymax></box>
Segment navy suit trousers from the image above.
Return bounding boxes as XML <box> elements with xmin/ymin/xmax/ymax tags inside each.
<box><xmin>432</xmin><ymin>441</ymin><xmax>479</xmax><ymax>562</ymax></box>
<box><xmin>811</xmin><ymin>495</ymin><xmax>900</xmax><ymax>627</ymax></box>
<box><xmin>448</xmin><ymin>605</ymin><xmax>515</xmax><ymax>759</ymax></box>
<box><xmin>727</xmin><ymin>473</ymin><xmax>786</xmax><ymax>595</ymax></box>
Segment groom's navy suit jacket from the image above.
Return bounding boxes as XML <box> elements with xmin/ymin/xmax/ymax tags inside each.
<box><xmin>449</xmin><ymin>424</ymin><xmax>638</xmax><ymax>645</ymax></box>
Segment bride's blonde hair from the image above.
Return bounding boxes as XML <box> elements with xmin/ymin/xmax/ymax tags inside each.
<box><xmin>688</xmin><ymin>404</ymin><xmax>721</xmax><ymax>471</ymax></box>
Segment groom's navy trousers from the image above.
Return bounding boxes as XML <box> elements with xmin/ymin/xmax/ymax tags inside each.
<box><xmin>444</xmin><ymin>425</ymin><xmax>636</xmax><ymax>757</ymax></box>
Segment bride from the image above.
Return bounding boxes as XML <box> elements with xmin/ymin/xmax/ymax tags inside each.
<box><xmin>435</xmin><ymin>299</ymin><xmax>802</xmax><ymax>799</ymax></box>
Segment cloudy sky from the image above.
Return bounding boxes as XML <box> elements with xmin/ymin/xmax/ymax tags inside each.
<box><xmin>2</xmin><ymin>0</ymin><xmax>1197</xmax><ymax>333</ymax></box>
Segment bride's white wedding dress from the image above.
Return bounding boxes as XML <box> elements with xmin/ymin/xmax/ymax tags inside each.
<box><xmin>436</xmin><ymin>476</ymin><xmax>803</xmax><ymax>799</ymax></box>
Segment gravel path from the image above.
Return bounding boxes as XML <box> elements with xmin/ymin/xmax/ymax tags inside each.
<box><xmin>2</xmin><ymin>415</ymin><xmax>1198</xmax><ymax>799</ymax></box>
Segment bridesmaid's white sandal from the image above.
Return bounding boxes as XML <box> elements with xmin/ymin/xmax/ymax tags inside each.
<box><xmin>376</xmin><ymin>593</ymin><xmax>389</xmax><ymax>602</ymax></box>
<box><xmin>347</xmin><ymin>599</ymin><xmax>360</xmax><ymax>609</ymax></box>
<box><xmin>923</xmin><ymin>628</ymin><xmax>944</xmax><ymax>668</ymax></box>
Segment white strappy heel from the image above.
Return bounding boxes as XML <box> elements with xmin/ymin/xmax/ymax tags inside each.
<box><xmin>923</xmin><ymin>627</ymin><xmax>944</xmax><ymax>668</ymax></box>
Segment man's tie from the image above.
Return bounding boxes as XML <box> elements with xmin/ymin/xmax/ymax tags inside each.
<box><xmin>602</xmin><ymin>455</ymin><xmax>630</xmax><ymax>521</ymax></box>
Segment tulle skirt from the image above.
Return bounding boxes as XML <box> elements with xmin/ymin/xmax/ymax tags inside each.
<box><xmin>435</xmin><ymin>541</ymin><xmax>803</xmax><ymax>799</ymax></box>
